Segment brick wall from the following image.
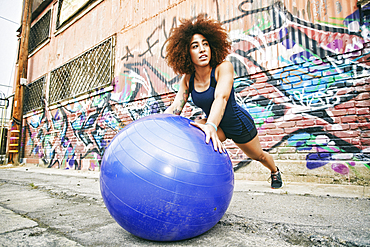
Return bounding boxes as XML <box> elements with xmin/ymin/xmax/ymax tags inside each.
<box><xmin>19</xmin><ymin>0</ymin><xmax>370</xmax><ymax>185</ymax></box>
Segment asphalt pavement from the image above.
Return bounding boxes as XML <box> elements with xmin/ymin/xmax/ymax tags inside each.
<box><xmin>0</xmin><ymin>167</ymin><xmax>369</xmax><ymax>247</ymax></box>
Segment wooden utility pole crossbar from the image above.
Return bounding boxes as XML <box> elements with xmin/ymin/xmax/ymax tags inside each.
<box><xmin>7</xmin><ymin>0</ymin><xmax>33</xmax><ymax>165</ymax></box>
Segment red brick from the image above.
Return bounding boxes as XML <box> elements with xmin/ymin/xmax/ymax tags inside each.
<box><xmin>347</xmin><ymin>108</ymin><xmax>356</xmax><ymax>115</ymax></box>
<box><xmin>353</xmin><ymin>79</ymin><xmax>366</xmax><ymax>86</ymax></box>
<box><xmin>358</xmin><ymin>115</ymin><xmax>370</xmax><ymax>123</ymax></box>
<box><xmin>355</xmin><ymin>100</ymin><xmax>370</xmax><ymax>107</ymax></box>
<box><xmin>257</xmin><ymin>129</ymin><xmax>267</xmax><ymax>135</ymax></box>
<box><xmin>351</xmin><ymin>138</ymin><xmax>361</xmax><ymax>145</ymax></box>
<box><xmin>333</xmin><ymin>130</ymin><xmax>360</xmax><ymax>138</ymax></box>
<box><xmin>341</xmin><ymin>115</ymin><xmax>357</xmax><ymax>123</ymax></box>
<box><xmin>284</xmin><ymin>114</ymin><xmax>303</xmax><ymax>121</ymax></box>
<box><xmin>278</xmin><ymin>121</ymin><xmax>295</xmax><ymax>128</ymax></box>
<box><xmin>355</xmin><ymin>84</ymin><xmax>370</xmax><ymax>93</ymax></box>
<box><xmin>259</xmin><ymin>136</ymin><xmax>273</xmax><ymax>142</ymax></box>
<box><xmin>336</xmin><ymin>88</ymin><xmax>351</xmax><ymax>96</ymax></box>
<box><xmin>358</xmin><ymin>123</ymin><xmax>370</xmax><ymax>130</ymax></box>
<box><xmin>315</xmin><ymin>119</ymin><xmax>329</xmax><ymax>125</ymax></box>
<box><xmin>268</xmin><ymin>129</ymin><xmax>284</xmax><ymax>135</ymax></box>
<box><xmin>361</xmin><ymin>145</ymin><xmax>370</xmax><ymax>152</ymax></box>
<box><xmin>250</xmin><ymin>72</ymin><xmax>266</xmax><ymax>79</ymax></box>
<box><xmin>361</xmin><ymin>138</ymin><xmax>370</xmax><ymax>145</ymax></box>
<box><xmin>333</xmin><ymin>117</ymin><xmax>342</xmax><ymax>124</ymax></box>
<box><xmin>264</xmin><ymin>117</ymin><xmax>275</xmax><ymax>124</ymax></box>
<box><xmin>331</xmin><ymin>109</ymin><xmax>347</xmax><ymax>116</ymax></box>
<box><xmin>260</xmin><ymin>142</ymin><xmax>271</xmax><ymax>149</ymax></box>
<box><xmin>263</xmin><ymin>123</ymin><xmax>277</xmax><ymax>129</ymax></box>
<box><xmin>335</xmin><ymin>101</ymin><xmax>355</xmax><ymax>109</ymax></box>
<box><xmin>258</xmin><ymin>88</ymin><xmax>272</xmax><ymax>94</ymax></box>
<box><xmin>296</xmin><ymin>119</ymin><xmax>315</xmax><ymax>127</ymax></box>
<box><xmin>362</xmin><ymin>130</ymin><xmax>370</xmax><ymax>138</ymax></box>
<box><xmin>284</xmin><ymin>127</ymin><xmax>300</xmax><ymax>134</ymax></box>
<box><xmin>272</xmin><ymin>135</ymin><xmax>286</xmax><ymax>141</ymax></box>
<box><xmin>25</xmin><ymin>158</ymin><xmax>39</xmax><ymax>164</ymax></box>
<box><xmin>226</xmin><ymin>149</ymin><xmax>238</xmax><ymax>155</ymax></box>
<box><xmin>356</xmin><ymin>92</ymin><xmax>370</xmax><ymax>101</ymax></box>
<box><xmin>248</xmin><ymin>90</ymin><xmax>258</xmax><ymax>97</ymax></box>
<box><xmin>252</xmin><ymin>82</ymin><xmax>266</xmax><ymax>89</ymax></box>
<box><xmin>325</xmin><ymin>124</ymin><xmax>349</xmax><ymax>131</ymax></box>
<box><xmin>357</xmin><ymin>108</ymin><xmax>370</xmax><ymax>115</ymax></box>
<box><xmin>349</xmin><ymin>123</ymin><xmax>359</xmax><ymax>130</ymax></box>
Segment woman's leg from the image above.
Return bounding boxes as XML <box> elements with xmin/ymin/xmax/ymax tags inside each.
<box><xmin>235</xmin><ymin>134</ymin><xmax>277</xmax><ymax>173</ymax></box>
<box><xmin>235</xmin><ymin>134</ymin><xmax>282</xmax><ymax>188</ymax></box>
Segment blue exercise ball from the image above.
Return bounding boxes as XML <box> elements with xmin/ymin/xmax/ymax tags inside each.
<box><xmin>100</xmin><ymin>114</ymin><xmax>234</xmax><ymax>241</ymax></box>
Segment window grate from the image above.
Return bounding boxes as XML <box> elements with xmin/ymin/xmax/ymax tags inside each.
<box><xmin>49</xmin><ymin>36</ymin><xmax>114</xmax><ymax>105</ymax></box>
<box><xmin>23</xmin><ymin>76</ymin><xmax>46</xmax><ymax>113</ymax></box>
<box><xmin>56</xmin><ymin>0</ymin><xmax>100</xmax><ymax>29</ymax></box>
<box><xmin>29</xmin><ymin>10</ymin><xmax>51</xmax><ymax>54</ymax></box>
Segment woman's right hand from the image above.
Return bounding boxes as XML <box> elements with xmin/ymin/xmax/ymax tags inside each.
<box><xmin>190</xmin><ymin>121</ymin><xmax>225</xmax><ymax>153</ymax></box>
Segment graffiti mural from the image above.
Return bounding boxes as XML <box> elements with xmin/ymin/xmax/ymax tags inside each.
<box><xmin>24</xmin><ymin>0</ymin><xmax>370</xmax><ymax>183</ymax></box>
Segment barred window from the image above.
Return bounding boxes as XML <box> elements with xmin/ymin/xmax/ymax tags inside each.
<box><xmin>49</xmin><ymin>36</ymin><xmax>115</xmax><ymax>105</ymax></box>
<box><xmin>29</xmin><ymin>10</ymin><xmax>51</xmax><ymax>54</ymax></box>
<box><xmin>23</xmin><ymin>76</ymin><xmax>46</xmax><ymax>113</ymax></box>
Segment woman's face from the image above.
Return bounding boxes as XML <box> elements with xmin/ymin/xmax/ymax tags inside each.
<box><xmin>189</xmin><ymin>33</ymin><xmax>211</xmax><ymax>68</ymax></box>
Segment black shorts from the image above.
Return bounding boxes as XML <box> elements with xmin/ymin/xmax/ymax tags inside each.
<box><xmin>224</xmin><ymin>124</ymin><xmax>258</xmax><ymax>144</ymax></box>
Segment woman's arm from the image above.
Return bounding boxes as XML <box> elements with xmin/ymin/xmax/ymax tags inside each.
<box><xmin>207</xmin><ymin>61</ymin><xmax>234</xmax><ymax>128</ymax></box>
<box><xmin>164</xmin><ymin>75</ymin><xmax>190</xmax><ymax>115</ymax></box>
<box><xmin>191</xmin><ymin>61</ymin><xmax>234</xmax><ymax>152</ymax></box>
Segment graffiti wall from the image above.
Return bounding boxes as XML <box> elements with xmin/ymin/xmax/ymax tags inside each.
<box><xmin>23</xmin><ymin>0</ymin><xmax>370</xmax><ymax>184</ymax></box>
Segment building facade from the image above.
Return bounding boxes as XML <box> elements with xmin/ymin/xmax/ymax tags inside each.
<box><xmin>15</xmin><ymin>0</ymin><xmax>370</xmax><ymax>184</ymax></box>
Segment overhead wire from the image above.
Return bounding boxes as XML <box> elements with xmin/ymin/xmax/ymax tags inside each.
<box><xmin>0</xmin><ymin>15</ymin><xmax>19</xmax><ymax>25</ymax></box>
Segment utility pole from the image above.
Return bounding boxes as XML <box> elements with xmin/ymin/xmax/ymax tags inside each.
<box><xmin>7</xmin><ymin>0</ymin><xmax>33</xmax><ymax>165</ymax></box>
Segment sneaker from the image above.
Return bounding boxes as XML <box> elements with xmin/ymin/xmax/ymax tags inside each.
<box><xmin>271</xmin><ymin>167</ymin><xmax>283</xmax><ymax>189</ymax></box>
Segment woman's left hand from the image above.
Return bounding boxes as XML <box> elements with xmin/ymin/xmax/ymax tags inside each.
<box><xmin>190</xmin><ymin>122</ymin><xmax>225</xmax><ymax>153</ymax></box>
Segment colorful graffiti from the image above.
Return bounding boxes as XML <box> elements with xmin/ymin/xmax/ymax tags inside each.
<box><xmin>24</xmin><ymin>0</ymin><xmax>370</xmax><ymax>182</ymax></box>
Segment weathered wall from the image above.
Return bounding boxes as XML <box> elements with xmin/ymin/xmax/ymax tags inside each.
<box><xmin>23</xmin><ymin>0</ymin><xmax>370</xmax><ymax>185</ymax></box>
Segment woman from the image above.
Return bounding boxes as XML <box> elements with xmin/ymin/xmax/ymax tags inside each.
<box><xmin>164</xmin><ymin>14</ymin><xmax>282</xmax><ymax>189</ymax></box>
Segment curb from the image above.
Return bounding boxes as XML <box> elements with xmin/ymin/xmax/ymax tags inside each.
<box><xmin>234</xmin><ymin>180</ymin><xmax>370</xmax><ymax>198</ymax></box>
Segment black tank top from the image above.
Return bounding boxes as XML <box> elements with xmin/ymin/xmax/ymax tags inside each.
<box><xmin>189</xmin><ymin>67</ymin><xmax>255</xmax><ymax>135</ymax></box>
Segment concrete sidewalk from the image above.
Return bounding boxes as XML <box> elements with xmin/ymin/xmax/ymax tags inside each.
<box><xmin>4</xmin><ymin>166</ymin><xmax>370</xmax><ymax>199</ymax></box>
<box><xmin>1</xmin><ymin>166</ymin><xmax>369</xmax><ymax>246</ymax></box>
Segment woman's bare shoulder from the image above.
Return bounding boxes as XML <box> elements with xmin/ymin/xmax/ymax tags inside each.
<box><xmin>215</xmin><ymin>61</ymin><xmax>234</xmax><ymax>78</ymax></box>
<box><xmin>179</xmin><ymin>74</ymin><xmax>192</xmax><ymax>89</ymax></box>
<box><xmin>216</xmin><ymin>60</ymin><xmax>233</xmax><ymax>70</ymax></box>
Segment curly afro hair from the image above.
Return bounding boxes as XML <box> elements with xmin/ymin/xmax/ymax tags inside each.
<box><xmin>165</xmin><ymin>13</ymin><xmax>231</xmax><ymax>75</ymax></box>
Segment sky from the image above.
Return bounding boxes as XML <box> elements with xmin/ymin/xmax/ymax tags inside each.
<box><xmin>0</xmin><ymin>0</ymin><xmax>22</xmax><ymax>99</ymax></box>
